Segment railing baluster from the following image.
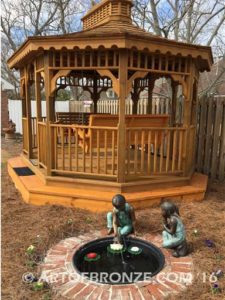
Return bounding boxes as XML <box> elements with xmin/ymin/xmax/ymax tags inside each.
<box><xmin>160</xmin><ymin>130</ymin><xmax>164</xmax><ymax>172</ymax></box>
<box><xmin>127</xmin><ymin>129</ymin><xmax>131</xmax><ymax>175</ymax></box>
<box><xmin>54</xmin><ymin>127</ymin><xmax>57</xmax><ymax>169</ymax></box>
<box><xmin>97</xmin><ymin>130</ymin><xmax>100</xmax><ymax>173</ymax></box>
<box><xmin>172</xmin><ymin>129</ymin><xmax>177</xmax><ymax>172</ymax></box>
<box><xmin>61</xmin><ymin>127</ymin><xmax>65</xmax><ymax>170</ymax></box>
<box><xmin>112</xmin><ymin>130</ymin><xmax>115</xmax><ymax>175</ymax></box>
<box><xmin>147</xmin><ymin>130</ymin><xmax>152</xmax><ymax>174</ymax></box>
<box><xmin>75</xmin><ymin>128</ymin><xmax>78</xmax><ymax>171</ymax></box>
<box><xmin>90</xmin><ymin>128</ymin><xmax>93</xmax><ymax>173</ymax></box>
<box><xmin>83</xmin><ymin>128</ymin><xmax>86</xmax><ymax>172</ymax></box>
<box><xmin>141</xmin><ymin>130</ymin><xmax>145</xmax><ymax>174</ymax></box>
<box><xmin>104</xmin><ymin>130</ymin><xmax>107</xmax><ymax>174</ymax></box>
<box><xmin>166</xmin><ymin>130</ymin><xmax>171</xmax><ymax>172</ymax></box>
<box><xmin>134</xmin><ymin>131</ymin><xmax>138</xmax><ymax>174</ymax></box>
<box><xmin>68</xmin><ymin>128</ymin><xmax>72</xmax><ymax>171</ymax></box>
<box><xmin>154</xmin><ymin>131</ymin><xmax>158</xmax><ymax>173</ymax></box>
<box><xmin>178</xmin><ymin>130</ymin><xmax>183</xmax><ymax>170</ymax></box>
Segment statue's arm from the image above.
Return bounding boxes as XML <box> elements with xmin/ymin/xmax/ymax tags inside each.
<box><xmin>164</xmin><ymin>217</ymin><xmax>177</xmax><ymax>234</ymax></box>
<box><xmin>130</xmin><ymin>206</ymin><xmax>136</xmax><ymax>233</ymax></box>
<box><xmin>112</xmin><ymin>211</ymin><xmax>118</xmax><ymax>237</ymax></box>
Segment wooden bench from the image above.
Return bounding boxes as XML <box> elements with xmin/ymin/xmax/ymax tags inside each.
<box><xmin>54</xmin><ymin>112</ymin><xmax>91</xmax><ymax>144</ymax></box>
<box><xmin>77</xmin><ymin>114</ymin><xmax>169</xmax><ymax>152</ymax></box>
<box><xmin>55</xmin><ymin>112</ymin><xmax>90</xmax><ymax>125</ymax></box>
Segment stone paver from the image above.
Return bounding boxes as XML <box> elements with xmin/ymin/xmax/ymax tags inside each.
<box><xmin>41</xmin><ymin>231</ymin><xmax>193</xmax><ymax>299</ymax></box>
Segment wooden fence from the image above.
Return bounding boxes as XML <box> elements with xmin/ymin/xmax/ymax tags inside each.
<box><xmin>196</xmin><ymin>96</ymin><xmax>225</xmax><ymax>181</ymax></box>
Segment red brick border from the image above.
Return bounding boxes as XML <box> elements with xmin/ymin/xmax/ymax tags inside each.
<box><xmin>40</xmin><ymin>231</ymin><xmax>193</xmax><ymax>299</ymax></box>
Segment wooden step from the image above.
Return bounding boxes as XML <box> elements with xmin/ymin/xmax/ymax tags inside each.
<box><xmin>8</xmin><ymin>156</ymin><xmax>208</xmax><ymax>212</ymax></box>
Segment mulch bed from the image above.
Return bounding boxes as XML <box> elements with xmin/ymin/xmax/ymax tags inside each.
<box><xmin>1</xmin><ymin>138</ymin><xmax>225</xmax><ymax>300</ymax></box>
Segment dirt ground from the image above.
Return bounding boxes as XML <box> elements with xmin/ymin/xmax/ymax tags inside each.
<box><xmin>1</xmin><ymin>138</ymin><xmax>225</xmax><ymax>300</ymax></box>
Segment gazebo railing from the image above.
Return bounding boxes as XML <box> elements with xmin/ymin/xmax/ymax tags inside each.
<box><xmin>125</xmin><ymin>127</ymin><xmax>188</xmax><ymax>177</ymax></box>
<box><xmin>34</xmin><ymin>124</ymin><xmax>192</xmax><ymax>179</ymax></box>
<box><xmin>50</xmin><ymin>124</ymin><xmax>118</xmax><ymax>178</ymax></box>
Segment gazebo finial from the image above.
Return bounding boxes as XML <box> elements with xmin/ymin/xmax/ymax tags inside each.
<box><xmin>82</xmin><ymin>0</ymin><xmax>133</xmax><ymax>30</ymax></box>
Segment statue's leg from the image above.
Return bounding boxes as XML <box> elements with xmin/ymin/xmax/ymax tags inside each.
<box><xmin>162</xmin><ymin>231</ymin><xmax>183</xmax><ymax>249</ymax></box>
<box><xmin>162</xmin><ymin>230</ymin><xmax>173</xmax><ymax>248</ymax></box>
<box><xmin>173</xmin><ymin>240</ymin><xmax>188</xmax><ymax>257</ymax></box>
<box><xmin>120</xmin><ymin>225</ymin><xmax>133</xmax><ymax>236</ymax></box>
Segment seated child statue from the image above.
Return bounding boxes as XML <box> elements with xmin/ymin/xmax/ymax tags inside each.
<box><xmin>107</xmin><ymin>194</ymin><xmax>136</xmax><ymax>243</ymax></box>
<box><xmin>161</xmin><ymin>201</ymin><xmax>188</xmax><ymax>257</ymax></box>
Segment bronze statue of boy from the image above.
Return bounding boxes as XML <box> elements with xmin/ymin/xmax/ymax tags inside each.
<box><xmin>107</xmin><ymin>194</ymin><xmax>136</xmax><ymax>243</ymax></box>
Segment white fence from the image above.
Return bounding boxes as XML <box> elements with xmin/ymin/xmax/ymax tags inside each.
<box><xmin>8</xmin><ymin>100</ymin><xmax>70</xmax><ymax>134</ymax></box>
<box><xmin>70</xmin><ymin>97</ymin><xmax>171</xmax><ymax>115</ymax></box>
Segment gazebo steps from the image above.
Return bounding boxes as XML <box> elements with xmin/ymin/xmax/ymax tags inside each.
<box><xmin>45</xmin><ymin>175</ymin><xmax>191</xmax><ymax>193</ymax></box>
<box><xmin>8</xmin><ymin>156</ymin><xmax>208</xmax><ymax>212</ymax></box>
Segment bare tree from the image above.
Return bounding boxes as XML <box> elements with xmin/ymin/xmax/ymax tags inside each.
<box><xmin>132</xmin><ymin>0</ymin><xmax>225</xmax><ymax>94</ymax></box>
<box><xmin>133</xmin><ymin>0</ymin><xmax>225</xmax><ymax>46</ymax></box>
<box><xmin>1</xmin><ymin>0</ymin><xmax>92</xmax><ymax>95</ymax></box>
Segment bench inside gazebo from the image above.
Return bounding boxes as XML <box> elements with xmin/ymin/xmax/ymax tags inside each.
<box><xmin>7</xmin><ymin>0</ymin><xmax>212</xmax><ymax>211</ymax></box>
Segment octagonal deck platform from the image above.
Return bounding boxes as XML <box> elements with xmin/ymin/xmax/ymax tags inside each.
<box><xmin>8</xmin><ymin>156</ymin><xmax>207</xmax><ymax>212</ymax></box>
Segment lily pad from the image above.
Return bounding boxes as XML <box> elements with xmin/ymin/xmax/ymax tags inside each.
<box><xmin>128</xmin><ymin>246</ymin><xmax>142</xmax><ymax>255</ymax></box>
<box><xmin>84</xmin><ymin>253</ymin><xmax>101</xmax><ymax>262</ymax></box>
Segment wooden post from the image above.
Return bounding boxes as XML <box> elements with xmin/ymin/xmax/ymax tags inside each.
<box><xmin>93</xmin><ymin>76</ymin><xmax>100</xmax><ymax>113</ymax></box>
<box><xmin>34</xmin><ymin>61</ymin><xmax>42</xmax><ymax>164</ymax></box>
<box><xmin>44</xmin><ymin>52</ymin><xmax>54</xmax><ymax>176</ymax></box>
<box><xmin>117</xmin><ymin>49</ymin><xmax>127</xmax><ymax>183</ymax></box>
<box><xmin>147</xmin><ymin>77</ymin><xmax>155</xmax><ymax>114</ymax></box>
<box><xmin>183</xmin><ymin>59</ymin><xmax>194</xmax><ymax>176</ymax></box>
<box><xmin>171</xmin><ymin>80</ymin><xmax>178</xmax><ymax>126</ymax></box>
<box><xmin>24</xmin><ymin>66</ymin><xmax>33</xmax><ymax>158</ymax></box>
<box><xmin>131</xmin><ymin>79</ymin><xmax>138</xmax><ymax>114</ymax></box>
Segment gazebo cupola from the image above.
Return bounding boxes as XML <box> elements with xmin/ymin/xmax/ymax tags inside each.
<box><xmin>7</xmin><ymin>0</ymin><xmax>212</xmax><ymax>211</ymax></box>
<box><xmin>82</xmin><ymin>0</ymin><xmax>133</xmax><ymax>30</ymax></box>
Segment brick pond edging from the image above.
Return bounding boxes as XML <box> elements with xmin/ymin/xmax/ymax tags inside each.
<box><xmin>40</xmin><ymin>231</ymin><xmax>193</xmax><ymax>299</ymax></box>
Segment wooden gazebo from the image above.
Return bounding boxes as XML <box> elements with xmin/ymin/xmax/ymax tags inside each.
<box><xmin>8</xmin><ymin>0</ymin><xmax>213</xmax><ymax>211</ymax></box>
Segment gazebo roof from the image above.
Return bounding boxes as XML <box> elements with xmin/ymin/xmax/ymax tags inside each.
<box><xmin>8</xmin><ymin>0</ymin><xmax>213</xmax><ymax>70</ymax></box>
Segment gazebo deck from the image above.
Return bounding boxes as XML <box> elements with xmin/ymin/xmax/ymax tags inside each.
<box><xmin>8</xmin><ymin>156</ymin><xmax>207</xmax><ymax>212</ymax></box>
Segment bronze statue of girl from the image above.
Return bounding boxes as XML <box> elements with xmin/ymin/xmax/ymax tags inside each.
<box><xmin>161</xmin><ymin>201</ymin><xmax>188</xmax><ymax>257</ymax></box>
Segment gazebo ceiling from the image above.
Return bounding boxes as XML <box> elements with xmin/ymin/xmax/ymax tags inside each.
<box><xmin>8</xmin><ymin>0</ymin><xmax>213</xmax><ymax>71</ymax></box>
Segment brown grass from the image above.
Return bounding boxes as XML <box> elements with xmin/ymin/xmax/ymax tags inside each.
<box><xmin>1</xmin><ymin>138</ymin><xmax>225</xmax><ymax>300</ymax></box>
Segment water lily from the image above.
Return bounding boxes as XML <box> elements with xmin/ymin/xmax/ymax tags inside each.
<box><xmin>87</xmin><ymin>252</ymin><xmax>97</xmax><ymax>259</ymax></box>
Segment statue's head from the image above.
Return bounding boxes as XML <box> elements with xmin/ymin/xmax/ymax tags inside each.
<box><xmin>160</xmin><ymin>201</ymin><xmax>179</xmax><ymax>217</ymax></box>
<box><xmin>112</xmin><ymin>194</ymin><xmax>126</xmax><ymax>210</ymax></box>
